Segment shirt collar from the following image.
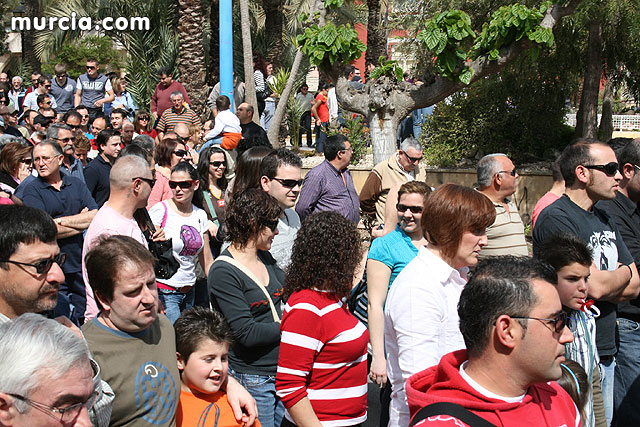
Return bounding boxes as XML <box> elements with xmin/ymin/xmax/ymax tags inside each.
<box><xmin>420</xmin><ymin>245</ymin><xmax>468</xmax><ymax>284</ymax></box>
<box><xmin>615</xmin><ymin>190</ymin><xmax>638</xmax><ymax>215</ymax></box>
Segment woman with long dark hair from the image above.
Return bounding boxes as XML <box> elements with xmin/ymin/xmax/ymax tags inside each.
<box><xmin>197</xmin><ymin>146</ymin><xmax>228</xmax><ymax>256</ymax></box>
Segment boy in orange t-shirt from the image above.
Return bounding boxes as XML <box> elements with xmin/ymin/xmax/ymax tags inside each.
<box><xmin>175</xmin><ymin>307</ymin><xmax>261</xmax><ymax>427</ymax></box>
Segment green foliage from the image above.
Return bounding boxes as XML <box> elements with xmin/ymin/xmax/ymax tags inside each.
<box><xmin>324</xmin><ymin>0</ymin><xmax>344</xmax><ymax>10</ymax></box>
<box><xmin>296</xmin><ymin>23</ymin><xmax>366</xmax><ymax>71</ymax></box>
<box><xmin>327</xmin><ymin>115</ymin><xmax>370</xmax><ymax>165</ymax></box>
<box><xmin>369</xmin><ymin>56</ymin><xmax>405</xmax><ymax>82</ymax></box>
<box><xmin>41</xmin><ymin>36</ymin><xmax>123</xmax><ymax>78</ymax></box>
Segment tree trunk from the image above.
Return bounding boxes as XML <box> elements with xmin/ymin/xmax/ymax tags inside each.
<box><xmin>178</xmin><ymin>0</ymin><xmax>208</xmax><ymax>119</ymax></box>
<box><xmin>24</xmin><ymin>0</ymin><xmax>41</xmax><ymax>73</ymax></box>
<box><xmin>368</xmin><ymin>110</ymin><xmax>398</xmax><ymax>164</ymax></box>
<box><xmin>263</xmin><ymin>0</ymin><xmax>284</xmax><ymax>69</ymax></box>
<box><xmin>267</xmin><ymin>49</ymin><xmax>304</xmax><ymax>147</ymax></box>
<box><xmin>239</xmin><ymin>0</ymin><xmax>259</xmax><ymax>124</ymax></box>
<box><xmin>598</xmin><ymin>75</ymin><xmax>614</xmax><ymax>142</ymax></box>
<box><xmin>207</xmin><ymin>0</ymin><xmax>220</xmax><ymax>86</ymax></box>
<box><xmin>365</xmin><ymin>0</ymin><xmax>386</xmax><ymax>71</ymax></box>
<box><xmin>574</xmin><ymin>22</ymin><xmax>602</xmax><ymax>139</ymax></box>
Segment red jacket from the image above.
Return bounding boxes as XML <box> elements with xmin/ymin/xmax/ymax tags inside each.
<box><xmin>406</xmin><ymin>350</ymin><xmax>580</xmax><ymax>427</ymax></box>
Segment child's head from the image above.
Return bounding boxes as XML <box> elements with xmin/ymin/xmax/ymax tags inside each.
<box><xmin>175</xmin><ymin>307</ymin><xmax>234</xmax><ymax>394</ymax></box>
<box><xmin>537</xmin><ymin>233</ymin><xmax>592</xmax><ymax>311</ymax></box>
<box><xmin>557</xmin><ymin>360</ymin><xmax>589</xmax><ymax>420</ymax></box>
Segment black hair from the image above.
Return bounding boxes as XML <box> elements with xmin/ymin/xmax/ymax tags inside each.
<box><xmin>536</xmin><ymin>233</ymin><xmax>592</xmax><ymax>272</ymax></box>
<box><xmin>174</xmin><ymin>307</ymin><xmax>234</xmax><ymax>362</ymax></box>
<box><xmin>171</xmin><ymin>162</ymin><xmax>203</xmax><ymax>209</ymax></box>
<box><xmin>0</xmin><ymin>206</ymin><xmax>57</xmax><ymax>268</ymax></box>
<box><xmin>197</xmin><ymin>146</ymin><xmax>228</xmax><ymax>190</ymax></box>
<box><xmin>259</xmin><ymin>149</ymin><xmax>302</xmax><ymax>180</ymax></box>
<box><xmin>324</xmin><ymin>134</ymin><xmax>347</xmax><ymax>161</ymax></box>
<box><xmin>225</xmin><ymin>188</ymin><xmax>282</xmax><ymax>248</ymax></box>
<box><xmin>617</xmin><ymin>139</ymin><xmax>640</xmax><ymax>174</ymax></box>
<box><xmin>559</xmin><ymin>139</ymin><xmax>603</xmax><ymax>187</ymax></box>
<box><xmin>96</xmin><ymin>128</ymin><xmax>120</xmax><ymax>153</ymax></box>
<box><xmin>216</xmin><ymin>95</ymin><xmax>231</xmax><ymax>112</ymax></box>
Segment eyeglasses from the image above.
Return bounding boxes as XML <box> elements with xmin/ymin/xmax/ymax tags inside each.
<box><xmin>86</xmin><ymin>65</ymin><xmax>96</xmax><ymax>70</ymax></box>
<box><xmin>44</xmin><ymin>85</ymin><xmax>51</xmax><ymax>89</ymax></box>
<box><xmin>511</xmin><ymin>311</ymin><xmax>568</xmax><ymax>334</ymax></box>
<box><xmin>133</xmin><ymin>176</ymin><xmax>156</xmax><ymax>187</ymax></box>
<box><xmin>66</xmin><ymin>124</ymin><xmax>80</xmax><ymax>130</ymax></box>
<box><xmin>341</xmin><ymin>146</ymin><xmax>353</xmax><ymax>153</ymax></box>
<box><xmin>42</xmin><ymin>101</ymin><xmax>52</xmax><ymax>105</ymax></box>
<box><xmin>56</xmin><ymin>137</ymin><xmax>73</xmax><ymax>143</ymax></box>
<box><xmin>20</xmin><ymin>158</ymin><xmax>33</xmax><ymax>165</ymax></box>
<box><xmin>584</xmin><ymin>162</ymin><xmax>619</xmax><ymax>176</ymax></box>
<box><xmin>498</xmin><ymin>169</ymin><xmax>517</xmax><ymax>177</ymax></box>
<box><xmin>168</xmin><ymin>180</ymin><xmax>195</xmax><ymax>189</ymax></box>
<box><xmin>6</xmin><ymin>391</ymin><xmax>97</xmax><ymax>424</ymax></box>
<box><xmin>401</xmin><ymin>150</ymin><xmax>423</xmax><ymax>163</ymax></box>
<box><xmin>211</xmin><ymin>161</ymin><xmax>226</xmax><ymax>168</ymax></box>
<box><xmin>173</xmin><ymin>149</ymin><xmax>188</xmax><ymax>157</ymax></box>
<box><xmin>138</xmin><ymin>117</ymin><xmax>149</xmax><ymax>121</ymax></box>
<box><xmin>0</xmin><ymin>253</ymin><xmax>66</xmax><ymax>274</ymax></box>
<box><xmin>264</xmin><ymin>219</ymin><xmax>279</xmax><ymax>232</ymax></box>
<box><xmin>34</xmin><ymin>155</ymin><xmax>59</xmax><ymax>164</ymax></box>
<box><xmin>272</xmin><ymin>177</ymin><xmax>303</xmax><ymax>189</ymax></box>
<box><xmin>396</xmin><ymin>203</ymin><xmax>423</xmax><ymax>214</ymax></box>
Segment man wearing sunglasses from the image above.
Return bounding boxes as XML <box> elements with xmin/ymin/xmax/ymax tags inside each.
<box><xmin>476</xmin><ymin>153</ymin><xmax>528</xmax><ymax>257</ymax></box>
<box><xmin>47</xmin><ymin>123</ymin><xmax>85</xmax><ymax>184</ymax></box>
<box><xmin>406</xmin><ymin>256</ymin><xmax>579</xmax><ymax>427</ymax></box>
<box><xmin>84</xmin><ymin>129</ymin><xmax>122</xmax><ymax>208</ymax></box>
<box><xmin>50</xmin><ymin>63</ymin><xmax>77</xmax><ymax>117</ymax></box>
<box><xmin>534</xmin><ymin>140</ymin><xmax>640</xmax><ymax>425</ymax></box>
<box><xmin>23</xmin><ymin>76</ymin><xmax>58</xmax><ymax>113</ymax></box>
<box><xmin>74</xmin><ymin>59</ymin><xmax>115</xmax><ymax>121</ymax></box>
<box><xmin>259</xmin><ymin>149</ymin><xmax>303</xmax><ymax>269</ymax></box>
<box><xmin>360</xmin><ymin>137</ymin><xmax>426</xmax><ymax>229</ymax></box>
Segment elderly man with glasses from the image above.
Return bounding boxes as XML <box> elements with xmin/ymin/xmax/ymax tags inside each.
<box><xmin>47</xmin><ymin>123</ymin><xmax>85</xmax><ymax>183</ymax></box>
<box><xmin>476</xmin><ymin>152</ymin><xmax>528</xmax><ymax>257</ymax></box>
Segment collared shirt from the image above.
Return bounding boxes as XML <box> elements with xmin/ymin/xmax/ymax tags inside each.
<box><xmin>20</xmin><ymin>174</ymin><xmax>97</xmax><ymax>273</ymax></box>
<box><xmin>481</xmin><ymin>197</ymin><xmax>529</xmax><ymax>257</ymax></box>
<box><xmin>22</xmin><ymin>91</ymin><xmax>57</xmax><ymax>111</ymax></box>
<box><xmin>60</xmin><ymin>156</ymin><xmax>86</xmax><ymax>183</ymax></box>
<box><xmin>384</xmin><ymin>246</ymin><xmax>468</xmax><ymax>427</ymax></box>
<box><xmin>595</xmin><ymin>191</ymin><xmax>640</xmax><ymax>316</ymax></box>
<box><xmin>295</xmin><ymin>159</ymin><xmax>360</xmax><ymax>224</ymax></box>
<box><xmin>151</xmin><ymin>80</ymin><xmax>190</xmax><ymax>117</ymax></box>
<box><xmin>84</xmin><ymin>155</ymin><xmax>111</xmax><ymax>208</ymax></box>
<box><xmin>156</xmin><ymin>107</ymin><xmax>201</xmax><ymax>133</ymax></box>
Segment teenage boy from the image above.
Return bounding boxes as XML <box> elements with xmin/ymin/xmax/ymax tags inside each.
<box><xmin>174</xmin><ymin>307</ymin><xmax>262</xmax><ymax>427</ymax></box>
<box><xmin>537</xmin><ymin>232</ymin><xmax>606</xmax><ymax>427</ymax></box>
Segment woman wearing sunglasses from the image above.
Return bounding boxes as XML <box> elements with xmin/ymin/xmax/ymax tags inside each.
<box><xmin>366</xmin><ymin>182</ymin><xmax>432</xmax><ymax>393</ymax></box>
<box><xmin>134</xmin><ymin>110</ymin><xmax>157</xmax><ymax>142</ymax></box>
<box><xmin>384</xmin><ymin>183</ymin><xmax>496</xmax><ymax>427</ymax></box>
<box><xmin>0</xmin><ymin>141</ymin><xmax>33</xmax><ymax>203</ymax></box>
<box><xmin>147</xmin><ymin>138</ymin><xmax>192</xmax><ymax>209</ymax></box>
<box><xmin>208</xmin><ymin>188</ymin><xmax>285</xmax><ymax>427</ymax></box>
<box><xmin>149</xmin><ymin>162</ymin><xmax>214</xmax><ymax>323</ymax></box>
<box><xmin>197</xmin><ymin>146</ymin><xmax>228</xmax><ymax>256</ymax></box>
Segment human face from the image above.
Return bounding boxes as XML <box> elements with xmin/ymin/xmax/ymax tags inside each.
<box><xmin>339</xmin><ymin>141</ymin><xmax>353</xmax><ymax>167</ymax></box>
<box><xmin>208</xmin><ymin>153</ymin><xmax>226</xmax><ymax>183</ymax></box>
<box><xmin>159</xmin><ymin>74</ymin><xmax>173</xmax><ymax>88</ymax></box>
<box><xmin>91</xmin><ymin>118</ymin><xmax>106</xmax><ymax>136</ymax></box>
<box><xmin>110</xmin><ymin>113</ymin><xmax>124</xmax><ymax>130</ymax></box>
<box><xmin>236</xmin><ymin>103</ymin><xmax>251</xmax><ymax>124</ymax></box>
<box><xmin>100</xmin><ymin>263</ymin><xmax>158</xmax><ymax>333</ymax></box>
<box><xmin>18</xmin><ymin>154</ymin><xmax>33</xmax><ymax>181</ymax></box>
<box><xmin>12</xmin><ymin>78</ymin><xmax>21</xmax><ymax>90</ymax></box>
<box><xmin>33</xmin><ymin>145</ymin><xmax>62</xmax><ymax>179</ymax></box>
<box><xmin>170</xmin><ymin>170</ymin><xmax>199</xmax><ymax>204</ymax></box>
<box><xmin>496</xmin><ymin>156</ymin><xmax>518</xmax><ymax>195</ymax></box>
<box><xmin>121</xmin><ymin>123</ymin><xmax>135</xmax><ymax>143</ymax></box>
<box><xmin>2</xmin><ymin>363</ymin><xmax>93</xmax><ymax>427</ymax></box>
<box><xmin>171</xmin><ymin>95</ymin><xmax>184</xmax><ymax>112</ymax></box>
<box><xmin>55</xmin><ymin>72</ymin><xmax>67</xmax><ymax>86</ymax></box>
<box><xmin>42</xmin><ymin>81</ymin><xmax>52</xmax><ymax>94</ymax></box>
<box><xmin>450</xmin><ymin>229</ymin><xmax>488</xmax><ymax>269</ymax></box>
<box><xmin>39</xmin><ymin>96</ymin><xmax>52</xmax><ymax>110</ymax></box>
<box><xmin>556</xmin><ymin>262</ymin><xmax>590</xmax><ymax>311</ymax></box>
<box><xmin>0</xmin><ymin>240</ymin><xmax>64</xmax><ymax>318</ymax></box>
<box><xmin>266</xmin><ymin>64</ymin><xmax>273</xmax><ymax>75</ymax></box>
<box><xmin>55</xmin><ymin>129</ymin><xmax>75</xmax><ymax>157</ymax></box>
<box><xmin>171</xmin><ymin>143</ymin><xmax>190</xmax><ymax>168</ymax></box>
<box><xmin>77</xmin><ymin>109</ymin><xmax>89</xmax><ymax>127</ymax></box>
<box><xmin>584</xmin><ymin>145</ymin><xmax>621</xmax><ymax>201</ymax></box>
<box><xmin>0</xmin><ymin>73</ymin><xmax>8</xmax><ymax>83</ymax></box>
<box><xmin>517</xmin><ymin>280</ymin><xmax>574</xmax><ymax>383</ymax></box>
<box><xmin>178</xmin><ymin>339</ymin><xmax>229</xmax><ymax>395</ymax></box>
<box><xmin>65</xmin><ymin>116</ymin><xmax>82</xmax><ymax>135</ymax></box>
<box><xmin>255</xmin><ymin>220</ymin><xmax>279</xmax><ymax>251</ymax></box>
<box><xmin>397</xmin><ymin>192</ymin><xmax>425</xmax><ymax>235</ymax></box>
<box><xmin>261</xmin><ymin>164</ymin><xmax>302</xmax><ymax>209</ymax></box>
<box><xmin>74</xmin><ymin>149</ymin><xmax>88</xmax><ymax>166</ymax></box>
<box><xmin>85</xmin><ymin>62</ymin><xmax>98</xmax><ymax>78</ymax></box>
<box><xmin>398</xmin><ymin>147</ymin><xmax>423</xmax><ymax>172</ymax></box>
<box><xmin>101</xmin><ymin>135</ymin><xmax>122</xmax><ymax>161</ymax></box>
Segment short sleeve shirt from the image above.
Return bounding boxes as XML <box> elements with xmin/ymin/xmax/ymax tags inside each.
<box><xmin>368</xmin><ymin>224</ymin><xmax>420</xmax><ymax>288</ymax></box>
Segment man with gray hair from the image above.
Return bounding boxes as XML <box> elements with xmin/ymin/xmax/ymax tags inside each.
<box><xmin>47</xmin><ymin>123</ymin><xmax>85</xmax><ymax>183</ymax></box>
<box><xmin>156</xmin><ymin>91</ymin><xmax>201</xmax><ymax>140</ymax></box>
<box><xmin>360</xmin><ymin>137</ymin><xmax>426</xmax><ymax>228</ymax></box>
<box><xmin>0</xmin><ymin>314</ymin><xmax>95</xmax><ymax>427</ymax></box>
<box><xmin>476</xmin><ymin>153</ymin><xmax>528</xmax><ymax>256</ymax></box>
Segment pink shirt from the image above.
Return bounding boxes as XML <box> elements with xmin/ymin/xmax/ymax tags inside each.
<box><xmin>82</xmin><ymin>204</ymin><xmax>147</xmax><ymax>321</ymax></box>
<box><xmin>147</xmin><ymin>172</ymin><xmax>173</xmax><ymax>210</ymax></box>
<box><xmin>531</xmin><ymin>191</ymin><xmax>561</xmax><ymax>228</ymax></box>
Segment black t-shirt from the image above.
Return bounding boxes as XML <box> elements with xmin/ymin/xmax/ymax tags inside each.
<box><xmin>533</xmin><ymin>194</ymin><xmax>633</xmax><ymax>357</ymax></box>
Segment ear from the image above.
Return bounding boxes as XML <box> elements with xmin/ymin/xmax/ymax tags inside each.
<box><xmin>95</xmin><ymin>292</ymin><xmax>112</xmax><ymax>314</ymax></box>
<box><xmin>493</xmin><ymin>171</ymin><xmax>502</xmax><ymax>187</ymax></box>
<box><xmin>176</xmin><ymin>352</ymin><xmax>186</xmax><ymax>371</ymax></box>
<box><xmin>260</xmin><ymin>176</ymin><xmax>271</xmax><ymax>192</ymax></box>
<box><xmin>193</xmin><ymin>179</ymin><xmax>200</xmax><ymax>191</ymax></box>
<box><xmin>494</xmin><ymin>314</ymin><xmax>519</xmax><ymax>350</ymax></box>
<box><xmin>623</xmin><ymin>163</ymin><xmax>635</xmax><ymax>180</ymax></box>
<box><xmin>0</xmin><ymin>392</ymin><xmax>18</xmax><ymax>426</ymax></box>
<box><xmin>574</xmin><ymin>164</ymin><xmax>590</xmax><ymax>185</ymax></box>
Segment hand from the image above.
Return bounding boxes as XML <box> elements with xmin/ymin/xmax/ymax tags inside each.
<box><xmin>151</xmin><ymin>228</ymin><xmax>166</xmax><ymax>242</ymax></box>
<box><xmin>226</xmin><ymin>376</ymin><xmax>258</xmax><ymax>426</ymax></box>
<box><xmin>371</xmin><ymin>227</ymin><xmax>386</xmax><ymax>238</ymax></box>
<box><xmin>369</xmin><ymin>355</ymin><xmax>387</xmax><ymax>387</ymax></box>
<box><xmin>152</xmin><ymin>112</ymin><xmax>158</xmax><ymax>120</ymax></box>
<box><xmin>81</xmin><ymin>207</ymin><xmax>89</xmax><ymax>213</ymax></box>
<box><xmin>208</xmin><ymin>221</ymin><xmax>219</xmax><ymax>237</ymax></box>
<box><xmin>54</xmin><ymin>316</ymin><xmax>84</xmax><ymax>340</ymax></box>
<box><xmin>94</xmin><ymin>99</ymin><xmax>104</xmax><ymax>108</ymax></box>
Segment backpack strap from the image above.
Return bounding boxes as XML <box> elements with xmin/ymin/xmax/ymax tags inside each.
<box><xmin>410</xmin><ymin>402</ymin><xmax>497</xmax><ymax>427</ymax></box>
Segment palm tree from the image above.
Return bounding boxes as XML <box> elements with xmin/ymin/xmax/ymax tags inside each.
<box><xmin>240</xmin><ymin>0</ymin><xmax>260</xmax><ymax>123</ymax></box>
<box><xmin>178</xmin><ymin>0</ymin><xmax>208</xmax><ymax>118</ymax></box>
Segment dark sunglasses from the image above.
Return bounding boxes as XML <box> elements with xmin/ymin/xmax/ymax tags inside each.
<box><xmin>272</xmin><ymin>177</ymin><xmax>303</xmax><ymax>189</ymax></box>
<box><xmin>56</xmin><ymin>137</ymin><xmax>73</xmax><ymax>143</ymax></box>
<box><xmin>402</xmin><ymin>150</ymin><xmax>422</xmax><ymax>163</ymax></box>
<box><xmin>396</xmin><ymin>203</ymin><xmax>423</xmax><ymax>214</ymax></box>
<box><xmin>498</xmin><ymin>169</ymin><xmax>517</xmax><ymax>176</ymax></box>
<box><xmin>44</xmin><ymin>85</ymin><xmax>51</xmax><ymax>89</ymax></box>
<box><xmin>168</xmin><ymin>180</ymin><xmax>195</xmax><ymax>189</ymax></box>
<box><xmin>211</xmin><ymin>161</ymin><xmax>226</xmax><ymax>167</ymax></box>
<box><xmin>584</xmin><ymin>162</ymin><xmax>618</xmax><ymax>176</ymax></box>
<box><xmin>264</xmin><ymin>219</ymin><xmax>279</xmax><ymax>232</ymax></box>
<box><xmin>133</xmin><ymin>176</ymin><xmax>156</xmax><ymax>187</ymax></box>
<box><xmin>20</xmin><ymin>158</ymin><xmax>33</xmax><ymax>165</ymax></box>
<box><xmin>66</xmin><ymin>124</ymin><xmax>80</xmax><ymax>129</ymax></box>
<box><xmin>86</xmin><ymin>65</ymin><xmax>96</xmax><ymax>70</ymax></box>
<box><xmin>173</xmin><ymin>149</ymin><xmax>188</xmax><ymax>157</ymax></box>
<box><xmin>0</xmin><ymin>253</ymin><xmax>66</xmax><ymax>274</ymax></box>
<box><xmin>511</xmin><ymin>311</ymin><xmax>568</xmax><ymax>334</ymax></box>
<box><xmin>138</xmin><ymin>117</ymin><xmax>150</xmax><ymax>121</ymax></box>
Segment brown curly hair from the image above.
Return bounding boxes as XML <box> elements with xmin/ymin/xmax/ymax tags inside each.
<box><xmin>285</xmin><ymin>212</ymin><xmax>362</xmax><ymax>299</ymax></box>
<box><xmin>224</xmin><ymin>188</ymin><xmax>283</xmax><ymax>248</ymax></box>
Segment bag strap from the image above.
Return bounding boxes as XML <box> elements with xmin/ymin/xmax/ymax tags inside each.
<box><xmin>203</xmin><ymin>190</ymin><xmax>219</xmax><ymax>223</ymax></box>
<box><xmin>161</xmin><ymin>201</ymin><xmax>168</xmax><ymax>228</ymax></box>
<box><xmin>410</xmin><ymin>402</ymin><xmax>497</xmax><ymax>427</ymax></box>
<box><xmin>214</xmin><ymin>255</ymin><xmax>280</xmax><ymax>322</ymax></box>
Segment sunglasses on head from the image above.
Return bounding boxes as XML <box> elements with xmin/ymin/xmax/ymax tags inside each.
<box><xmin>211</xmin><ymin>161</ymin><xmax>226</xmax><ymax>167</ymax></box>
<box><xmin>272</xmin><ymin>177</ymin><xmax>303</xmax><ymax>189</ymax></box>
<box><xmin>396</xmin><ymin>203</ymin><xmax>423</xmax><ymax>214</ymax></box>
<box><xmin>584</xmin><ymin>162</ymin><xmax>618</xmax><ymax>176</ymax></box>
<box><xmin>511</xmin><ymin>311</ymin><xmax>568</xmax><ymax>334</ymax></box>
<box><xmin>168</xmin><ymin>180</ymin><xmax>195</xmax><ymax>189</ymax></box>
<box><xmin>0</xmin><ymin>253</ymin><xmax>66</xmax><ymax>275</ymax></box>
<box><xmin>173</xmin><ymin>149</ymin><xmax>188</xmax><ymax>157</ymax></box>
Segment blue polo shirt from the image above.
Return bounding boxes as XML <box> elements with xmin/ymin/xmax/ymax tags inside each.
<box><xmin>60</xmin><ymin>156</ymin><xmax>86</xmax><ymax>184</ymax></box>
<box><xmin>20</xmin><ymin>175</ymin><xmax>97</xmax><ymax>273</ymax></box>
<box><xmin>84</xmin><ymin>155</ymin><xmax>111</xmax><ymax>208</ymax></box>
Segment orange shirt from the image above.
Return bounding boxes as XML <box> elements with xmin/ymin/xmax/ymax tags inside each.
<box><xmin>176</xmin><ymin>389</ymin><xmax>261</xmax><ymax>427</ymax></box>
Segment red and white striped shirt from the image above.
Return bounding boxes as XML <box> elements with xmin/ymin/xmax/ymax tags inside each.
<box><xmin>276</xmin><ymin>289</ymin><xmax>369</xmax><ymax>426</ymax></box>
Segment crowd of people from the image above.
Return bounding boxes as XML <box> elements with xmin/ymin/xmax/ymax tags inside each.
<box><xmin>1</xmin><ymin>57</ymin><xmax>640</xmax><ymax>427</ymax></box>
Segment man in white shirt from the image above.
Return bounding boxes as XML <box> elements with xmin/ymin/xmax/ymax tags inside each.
<box><xmin>22</xmin><ymin>76</ymin><xmax>57</xmax><ymax>112</ymax></box>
